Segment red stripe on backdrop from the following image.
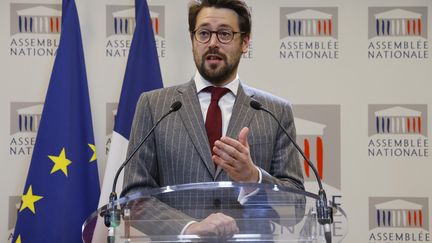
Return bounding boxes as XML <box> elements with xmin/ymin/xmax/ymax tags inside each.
<box><xmin>304</xmin><ymin>139</ymin><xmax>310</xmax><ymax>177</ymax></box>
<box><xmin>407</xmin><ymin>117</ymin><xmax>411</xmax><ymax>133</ymax></box>
<box><xmin>419</xmin><ymin>210</ymin><xmax>423</xmax><ymax>227</ymax></box>
<box><xmin>56</xmin><ymin>17</ymin><xmax>59</xmax><ymax>33</ymax></box>
<box><xmin>407</xmin><ymin>20</ymin><xmax>411</xmax><ymax>35</ymax></box>
<box><xmin>317</xmin><ymin>136</ymin><xmax>323</xmax><ymax>179</ymax></box>
<box><xmin>50</xmin><ymin>17</ymin><xmax>53</xmax><ymax>33</ymax></box>
<box><xmin>418</xmin><ymin>19</ymin><xmax>421</xmax><ymax>35</ymax></box>
<box><xmin>156</xmin><ymin>18</ymin><xmax>159</xmax><ymax>35</ymax></box>
<box><xmin>318</xmin><ymin>20</ymin><xmax>321</xmax><ymax>35</ymax></box>
<box><xmin>413</xmin><ymin>117</ymin><xmax>416</xmax><ymax>133</ymax></box>
<box><xmin>413</xmin><ymin>20</ymin><xmax>417</xmax><ymax>35</ymax></box>
<box><xmin>408</xmin><ymin>210</ymin><xmax>412</xmax><ymax>226</ymax></box>
<box><xmin>329</xmin><ymin>20</ymin><xmax>332</xmax><ymax>35</ymax></box>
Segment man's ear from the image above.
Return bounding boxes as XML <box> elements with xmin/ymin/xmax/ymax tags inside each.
<box><xmin>242</xmin><ymin>34</ymin><xmax>250</xmax><ymax>53</ymax></box>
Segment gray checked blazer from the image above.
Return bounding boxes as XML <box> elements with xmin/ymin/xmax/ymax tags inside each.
<box><xmin>122</xmin><ymin>80</ymin><xmax>304</xmax><ymax>236</ymax></box>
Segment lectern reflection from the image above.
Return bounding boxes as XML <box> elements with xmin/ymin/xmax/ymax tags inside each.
<box><xmin>122</xmin><ymin>184</ymin><xmax>307</xmax><ymax>242</ymax></box>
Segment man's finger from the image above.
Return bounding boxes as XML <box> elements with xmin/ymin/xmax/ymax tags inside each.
<box><xmin>214</xmin><ymin>141</ymin><xmax>242</xmax><ymax>160</ymax></box>
<box><xmin>213</xmin><ymin>154</ymin><xmax>236</xmax><ymax>170</ymax></box>
<box><xmin>219</xmin><ymin>136</ymin><xmax>247</xmax><ymax>153</ymax></box>
<box><xmin>238</xmin><ymin>127</ymin><xmax>249</xmax><ymax>147</ymax></box>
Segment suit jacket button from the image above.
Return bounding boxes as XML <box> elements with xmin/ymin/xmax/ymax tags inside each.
<box><xmin>213</xmin><ymin>199</ymin><xmax>221</xmax><ymax>208</ymax></box>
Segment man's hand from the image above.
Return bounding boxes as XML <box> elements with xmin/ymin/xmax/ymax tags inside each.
<box><xmin>184</xmin><ymin>213</ymin><xmax>239</xmax><ymax>237</ymax></box>
<box><xmin>213</xmin><ymin>127</ymin><xmax>259</xmax><ymax>182</ymax></box>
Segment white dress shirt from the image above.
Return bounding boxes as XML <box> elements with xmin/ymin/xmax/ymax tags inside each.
<box><xmin>180</xmin><ymin>72</ymin><xmax>263</xmax><ymax>235</ymax></box>
<box><xmin>193</xmin><ymin>71</ymin><xmax>262</xmax><ymax>185</ymax></box>
<box><xmin>194</xmin><ymin>71</ymin><xmax>238</xmax><ymax>137</ymax></box>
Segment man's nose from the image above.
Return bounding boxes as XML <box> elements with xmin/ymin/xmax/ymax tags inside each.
<box><xmin>208</xmin><ymin>33</ymin><xmax>220</xmax><ymax>47</ymax></box>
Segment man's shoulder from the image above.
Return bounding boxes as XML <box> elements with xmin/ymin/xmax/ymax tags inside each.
<box><xmin>139</xmin><ymin>82</ymin><xmax>192</xmax><ymax>101</ymax></box>
<box><xmin>242</xmin><ymin>83</ymin><xmax>292</xmax><ymax>108</ymax></box>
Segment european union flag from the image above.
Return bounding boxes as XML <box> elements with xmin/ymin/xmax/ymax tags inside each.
<box><xmin>12</xmin><ymin>0</ymin><xmax>100</xmax><ymax>242</ymax></box>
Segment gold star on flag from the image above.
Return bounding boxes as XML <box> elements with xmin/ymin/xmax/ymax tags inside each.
<box><xmin>19</xmin><ymin>185</ymin><xmax>43</xmax><ymax>214</ymax></box>
<box><xmin>88</xmin><ymin>144</ymin><xmax>97</xmax><ymax>162</ymax></box>
<box><xmin>48</xmin><ymin>148</ymin><xmax>72</xmax><ymax>176</ymax></box>
<box><xmin>15</xmin><ymin>234</ymin><xmax>21</xmax><ymax>243</ymax></box>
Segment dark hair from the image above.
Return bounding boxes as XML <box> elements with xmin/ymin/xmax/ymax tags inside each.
<box><xmin>188</xmin><ymin>0</ymin><xmax>251</xmax><ymax>36</ymax></box>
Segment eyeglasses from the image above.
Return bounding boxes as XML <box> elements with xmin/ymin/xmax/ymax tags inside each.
<box><xmin>192</xmin><ymin>28</ymin><xmax>245</xmax><ymax>44</ymax></box>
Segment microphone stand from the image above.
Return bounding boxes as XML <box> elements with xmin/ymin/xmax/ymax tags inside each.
<box><xmin>103</xmin><ymin>101</ymin><xmax>182</xmax><ymax>243</ymax></box>
<box><xmin>250</xmin><ymin>100</ymin><xmax>333</xmax><ymax>243</ymax></box>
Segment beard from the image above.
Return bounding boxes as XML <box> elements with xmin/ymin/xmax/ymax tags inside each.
<box><xmin>194</xmin><ymin>47</ymin><xmax>242</xmax><ymax>86</ymax></box>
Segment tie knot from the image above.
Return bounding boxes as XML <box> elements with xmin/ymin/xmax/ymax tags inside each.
<box><xmin>204</xmin><ymin>86</ymin><xmax>230</xmax><ymax>101</ymax></box>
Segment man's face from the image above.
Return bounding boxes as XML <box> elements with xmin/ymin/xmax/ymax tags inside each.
<box><xmin>192</xmin><ymin>7</ymin><xmax>249</xmax><ymax>86</ymax></box>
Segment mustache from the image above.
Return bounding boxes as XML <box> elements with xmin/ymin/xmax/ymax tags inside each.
<box><xmin>204</xmin><ymin>48</ymin><xmax>226</xmax><ymax>59</ymax></box>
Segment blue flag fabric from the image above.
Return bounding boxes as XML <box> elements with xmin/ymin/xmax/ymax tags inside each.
<box><xmin>97</xmin><ymin>0</ymin><xmax>163</xmax><ymax>211</ymax></box>
<box><xmin>13</xmin><ymin>0</ymin><xmax>100</xmax><ymax>242</ymax></box>
<box><xmin>115</xmin><ymin>0</ymin><xmax>163</xmax><ymax>138</ymax></box>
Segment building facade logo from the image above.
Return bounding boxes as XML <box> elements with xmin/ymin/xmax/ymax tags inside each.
<box><xmin>368</xmin><ymin>105</ymin><xmax>429</xmax><ymax>157</ymax></box>
<box><xmin>279</xmin><ymin>7</ymin><xmax>339</xmax><ymax>60</ymax></box>
<box><xmin>293</xmin><ymin>105</ymin><xmax>341</xmax><ymax>190</ymax></box>
<box><xmin>369</xmin><ymin>197</ymin><xmax>430</xmax><ymax>242</ymax></box>
<box><xmin>9</xmin><ymin>3</ymin><xmax>61</xmax><ymax>56</ymax></box>
<box><xmin>9</xmin><ymin>102</ymin><xmax>43</xmax><ymax>156</ymax></box>
<box><xmin>368</xmin><ymin>7</ymin><xmax>429</xmax><ymax>59</ymax></box>
<box><xmin>105</xmin><ymin>5</ymin><xmax>166</xmax><ymax>58</ymax></box>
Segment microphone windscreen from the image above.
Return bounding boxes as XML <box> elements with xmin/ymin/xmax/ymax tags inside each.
<box><xmin>171</xmin><ymin>101</ymin><xmax>182</xmax><ymax>111</ymax></box>
<box><xmin>249</xmin><ymin>100</ymin><xmax>262</xmax><ymax>110</ymax></box>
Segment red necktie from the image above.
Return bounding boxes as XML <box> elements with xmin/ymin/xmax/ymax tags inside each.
<box><xmin>204</xmin><ymin>87</ymin><xmax>230</xmax><ymax>155</ymax></box>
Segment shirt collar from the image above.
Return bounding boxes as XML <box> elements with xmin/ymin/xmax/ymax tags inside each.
<box><xmin>194</xmin><ymin>71</ymin><xmax>239</xmax><ymax>96</ymax></box>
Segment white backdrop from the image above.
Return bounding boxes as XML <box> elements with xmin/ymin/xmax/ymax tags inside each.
<box><xmin>1</xmin><ymin>0</ymin><xmax>431</xmax><ymax>242</ymax></box>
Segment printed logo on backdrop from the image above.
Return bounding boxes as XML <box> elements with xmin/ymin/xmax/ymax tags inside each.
<box><xmin>279</xmin><ymin>7</ymin><xmax>339</xmax><ymax>60</ymax></box>
<box><xmin>368</xmin><ymin>7</ymin><xmax>429</xmax><ymax>59</ymax></box>
<box><xmin>9</xmin><ymin>3</ymin><xmax>61</xmax><ymax>56</ymax></box>
<box><xmin>105</xmin><ymin>103</ymin><xmax>118</xmax><ymax>155</ymax></box>
<box><xmin>368</xmin><ymin>197</ymin><xmax>431</xmax><ymax>242</ymax></box>
<box><xmin>105</xmin><ymin>5</ymin><xmax>166</xmax><ymax>58</ymax></box>
<box><xmin>7</xmin><ymin>196</ymin><xmax>21</xmax><ymax>242</ymax></box>
<box><xmin>9</xmin><ymin>102</ymin><xmax>43</xmax><ymax>156</ymax></box>
<box><xmin>292</xmin><ymin>105</ymin><xmax>344</xmax><ymax>241</ymax></box>
<box><xmin>368</xmin><ymin>105</ymin><xmax>429</xmax><ymax>157</ymax></box>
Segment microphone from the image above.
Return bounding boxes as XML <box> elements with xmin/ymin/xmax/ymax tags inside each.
<box><xmin>104</xmin><ymin>100</ymin><xmax>182</xmax><ymax>230</ymax></box>
<box><xmin>250</xmin><ymin>99</ymin><xmax>333</xmax><ymax>243</ymax></box>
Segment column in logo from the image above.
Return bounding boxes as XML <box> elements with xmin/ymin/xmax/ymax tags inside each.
<box><xmin>150</xmin><ymin>11</ymin><xmax>159</xmax><ymax>35</ymax></box>
<box><xmin>292</xmin><ymin>105</ymin><xmax>340</xmax><ymax>189</ymax></box>
<box><xmin>10</xmin><ymin>103</ymin><xmax>42</xmax><ymax>156</ymax></box>
<box><xmin>16</xmin><ymin>104</ymin><xmax>43</xmax><ymax>133</ymax></box>
<box><xmin>375</xmin><ymin>106</ymin><xmax>422</xmax><ymax>134</ymax></box>
<box><xmin>375</xmin><ymin>199</ymin><xmax>424</xmax><ymax>228</ymax></box>
<box><xmin>295</xmin><ymin>118</ymin><xmax>326</xmax><ymax>179</ymax></box>
<box><xmin>17</xmin><ymin>6</ymin><xmax>61</xmax><ymax>34</ymax></box>
<box><xmin>375</xmin><ymin>9</ymin><xmax>422</xmax><ymax>36</ymax></box>
<box><xmin>113</xmin><ymin>8</ymin><xmax>135</xmax><ymax>35</ymax></box>
<box><xmin>286</xmin><ymin>9</ymin><xmax>332</xmax><ymax>37</ymax></box>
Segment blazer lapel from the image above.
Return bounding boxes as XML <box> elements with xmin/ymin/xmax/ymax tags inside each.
<box><xmin>215</xmin><ymin>83</ymin><xmax>256</xmax><ymax>179</ymax></box>
<box><xmin>176</xmin><ymin>81</ymin><xmax>216</xmax><ymax>177</ymax></box>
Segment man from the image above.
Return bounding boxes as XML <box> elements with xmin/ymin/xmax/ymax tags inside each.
<box><xmin>123</xmin><ymin>0</ymin><xmax>304</xmax><ymax>238</ymax></box>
